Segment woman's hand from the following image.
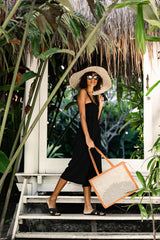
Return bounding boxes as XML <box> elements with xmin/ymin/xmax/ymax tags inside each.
<box><xmin>98</xmin><ymin>94</ymin><xmax>104</xmax><ymax>107</ymax></box>
<box><xmin>86</xmin><ymin>136</ymin><xmax>95</xmax><ymax>149</ymax></box>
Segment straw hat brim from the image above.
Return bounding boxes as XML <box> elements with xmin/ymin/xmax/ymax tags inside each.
<box><xmin>69</xmin><ymin>66</ymin><xmax>112</xmax><ymax>95</ymax></box>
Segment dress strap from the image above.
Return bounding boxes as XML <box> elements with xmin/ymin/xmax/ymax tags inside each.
<box><xmin>86</xmin><ymin>91</ymin><xmax>94</xmax><ymax>103</ymax></box>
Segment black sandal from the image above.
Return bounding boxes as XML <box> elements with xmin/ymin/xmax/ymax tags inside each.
<box><xmin>48</xmin><ymin>207</ymin><xmax>61</xmax><ymax>216</ymax></box>
<box><xmin>84</xmin><ymin>209</ymin><xmax>105</xmax><ymax>216</ymax></box>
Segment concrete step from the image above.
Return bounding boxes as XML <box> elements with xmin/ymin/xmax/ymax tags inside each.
<box><xmin>15</xmin><ymin>231</ymin><xmax>159</xmax><ymax>239</ymax></box>
<box><xmin>19</xmin><ymin>213</ymin><xmax>160</xmax><ymax>220</ymax></box>
<box><xmin>23</xmin><ymin>195</ymin><xmax>160</xmax><ymax>204</ymax></box>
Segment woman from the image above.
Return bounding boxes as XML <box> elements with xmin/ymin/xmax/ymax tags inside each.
<box><xmin>47</xmin><ymin>66</ymin><xmax>112</xmax><ymax>216</ymax></box>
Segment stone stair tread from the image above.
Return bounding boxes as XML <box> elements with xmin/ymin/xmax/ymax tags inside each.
<box><xmin>19</xmin><ymin>213</ymin><xmax>160</xmax><ymax>220</ymax></box>
<box><xmin>15</xmin><ymin>231</ymin><xmax>160</xmax><ymax>239</ymax></box>
<box><xmin>24</xmin><ymin>195</ymin><xmax>160</xmax><ymax>204</ymax></box>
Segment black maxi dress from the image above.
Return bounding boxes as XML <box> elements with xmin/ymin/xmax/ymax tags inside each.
<box><xmin>61</xmin><ymin>92</ymin><xmax>102</xmax><ymax>187</ymax></box>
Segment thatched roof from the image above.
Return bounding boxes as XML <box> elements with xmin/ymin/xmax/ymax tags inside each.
<box><xmin>4</xmin><ymin>0</ymin><xmax>160</xmax><ymax>84</ymax></box>
<box><xmin>69</xmin><ymin>0</ymin><xmax>160</xmax><ymax>83</ymax></box>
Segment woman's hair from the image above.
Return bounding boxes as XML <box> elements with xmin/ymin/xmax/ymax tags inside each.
<box><xmin>79</xmin><ymin>71</ymin><xmax>102</xmax><ymax>91</ymax></box>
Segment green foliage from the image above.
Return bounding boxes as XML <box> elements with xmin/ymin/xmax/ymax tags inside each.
<box><xmin>0</xmin><ymin>26</ymin><xmax>9</xmax><ymax>41</ymax></box>
<box><xmin>145</xmin><ymin>36</ymin><xmax>160</xmax><ymax>41</ymax></box>
<box><xmin>69</xmin><ymin>17</ymin><xmax>81</xmax><ymax>38</ymax></box>
<box><xmin>129</xmin><ymin>136</ymin><xmax>160</xmax><ymax>238</ymax></box>
<box><xmin>0</xmin><ymin>69</ymin><xmax>38</xmax><ymax>89</ymax></box>
<box><xmin>130</xmin><ymin>169</ymin><xmax>160</xmax><ymax>221</ymax></box>
<box><xmin>47</xmin><ymin>84</ymin><xmax>78</xmax><ymax>157</ymax></box>
<box><xmin>119</xmin><ymin>78</ymin><xmax>144</xmax><ymax>159</ymax></box>
<box><xmin>135</xmin><ymin>4</ymin><xmax>146</xmax><ymax>53</ymax></box>
<box><xmin>114</xmin><ymin>0</ymin><xmax>149</xmax><ymax>9</ymax></box>
<box><xmin>47</xmin><ymin>145</ymin><xmax>64</xmax><ymax>158</ymax></box>
<box><xmin>146</xmin><ymin>80</ymin><xmax>160</xmax><ymax>96</ymax></box>
<box><xmin>0</xmin><ymin>1</ymin><xmax>8</xmax><ymax>13</ymax></box>
<box><xmin>138</xmin><ymin>204</ymin><xmax>148</xmax><ymax>221</ymax></box>
<box><xmin>85</xmin><ymin>26</ymin><xmax>97</xmax><ymax>54</ymax></box>
<box><xmin>0</xmin><ymin>151</ymin><xmax>11</xmax><ymax>173</ymax></box>
<box><xmin>31</xmin><ymin>35</ymin><xmax>41</xmax><ymax>58</ymax></box>
<box><xmin>0</xmin><ymin>46</ymin><xmax>9</xmax><ymax>71</ymax></box>
<box><xmin>115</xmin><ymin>0</ymin><xmax>160</xmax><ymax>55</ymax></box>
<box><xmin>20</xmin><ymin>71</ymin><xmax>38</xmax><ymax>85</ymax></box>
<box><xmin>55</xmin><ymin>0</ymin><xmax>73</xmax><ymax>12</ymax></box>
<box><xmin>150</xmin><ymin>136</ymin><xmax>160</xmax><ymax>153</ymax></box>
<box><xmin>95</xmin><ymin>0</ymin><xmax>105</xmax><ymax>19</ymax></box>
<box><xmin>38</xmin><ymin>48</ymin><xmax>75</xmax><ymax>60</ymax></box>
<box><xmin>146</xmin><ymin>19</ymin><xmax>160</xmax><ymax>28</ymax></box>
<box><xmin>136</xmin><ymin>171</ymin><xmax>146</xmax><ymax>187</ymax></box>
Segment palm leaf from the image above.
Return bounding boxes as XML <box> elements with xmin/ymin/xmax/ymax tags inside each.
<box><xmin>0</xmin><ymin>39</ymin><xmax>6</xmax><ymax>47</ymax></box>
<box><xmin>85</xmin><ymin>25</ymin><xmax>97</xmax><ymax>54</ymax></box>
<box><xmin>96</xmin><ymin>0</ymin><xmax>105</xmax><ymax>19</ymax></box>
<box><xmin>36</xmin><ymin>15</ymin><xmax>48</xmax><ymax>34</ymax></box>
<box><xmin>136</xmin><ymin>171</ymin><xmax>146</xmax><ymax>187</ymax></box>
<box><xmin>86</xmin><ymin>0</ymin><xmax>99</xmax><ymax>21</ymax></box>
<box><xmin>0</xmin><ymin>26</ymin><xmax>9</xmax><ymax>41</ymax></box>
<box><xmin>135</xmin><ymin>4</ymin><xmax>146</xmax><ymax>54</ymax></box>
<box><xmin>69</xmin><ymin>17</ymin><xmax>81</xmax><ymax>38</ymax></box>
<box><xmin>114</xmin><ymin>0</ymin><xmax>149</xmax><ymax>9</ymax></box>
<box><xmin>0</xmin><ymin>151</ymin><xmax>11</xmax><ymax>173</ymax></box>
<box><xmin>31</xmin><ymin>36</ymin><xmax>41</xmax><ymax>58</ymax></box>
<box><xmin>146</xmin><ymin>19</ymin><xmax>160</xmax><ymax>28</ymax></box>
<box><xmin>0</xmin><ymin>1</ymin><xmax>8</xmax><ymax>13</ymax></box>
<box><xmin>57</xmin><ymin>25</ymin><xmax>69</xmax><ymax>47</ymax></box>
<box><xmin>146</xmin><ymin>80</ymin><xmax>160</xmax><ymax>96</ymax></box>
<box><xmin>146</xmin><ymin>36</ymin><xmax>160</xmax><ymax>41</ymax></box>
<box><xmin>56</xmin><ymin>0</ymin><xmax>73</xmax><ymax>12</ymax></box>
<box><xmin>0</xmin><ymin>47</ymin><xmax>9</xmax><ymax>71</ymax></box>
<box><xmin>64</xmin><ymin>101</ymin><xmax>77</xmax><ymax>110</ymax></box>
<box><xmin>123</xmin><ymin>0</ymin><xmax>159</xmax><ymax>20</ymax></box>
<box><xmin>138</xmin><ymin>204</ymin><xmax>148</xmax><ymax>221</ymax></box>
<box><xmin>18</xmin><ymin>71</ymin><xmax>38</xmax><ymax>86</ymax></box>
<box><xmin>38</xmin><ymin>48</ymin><xmax>75</xmax><ymax>60</ymax></box>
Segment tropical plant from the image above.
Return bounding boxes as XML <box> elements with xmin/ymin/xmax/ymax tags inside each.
<box><xmin>47</xmin><ymin>85</ymin><xmax>79</xmax><ymax>157</ymax></box>
<box><xmin>129</xmin><ymin>135</ymin><xmax>160</xmax><ymax>240</ymax></box>
<box><xmin>117</xmin><ymin>2</ymin><xmax>160</xmax><ymax>239</ymax></box>
<box><xmin>47</xmin><ymin>144</ymin><xmax>64</xmax><ymax>158</ymax></box>
<box><xmin>119</xmin><ymin>77</ymin><xmax>144</xmax><ymax>159</ymax></box>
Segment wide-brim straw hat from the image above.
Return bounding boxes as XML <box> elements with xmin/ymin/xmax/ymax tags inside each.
<box><xmin>69</xmin><ymin>66</ymin><xmax>112</xmax><ymax>95</ymax></box>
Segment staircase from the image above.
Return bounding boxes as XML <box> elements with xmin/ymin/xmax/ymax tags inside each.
<box><xmin>11</xmin><ymin>173</ymin><xmax>160</xmax><ymax>240</ymax></box>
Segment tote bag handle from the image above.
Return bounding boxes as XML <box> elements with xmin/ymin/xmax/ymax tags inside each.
<box><xmin>89</xmin><ymin>146</ymin><xmax>114</xmax><ymax>176</ymax></box>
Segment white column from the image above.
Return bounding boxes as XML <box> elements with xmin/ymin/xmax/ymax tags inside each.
<box><xmin>39</xmin><ymin>61</ymin><xmax>48</xmax><ymax>173</ymax></box>
<box><xmin>143</xmin><ymin>42</ymin><xmax>160</xmax><ymax>160</ymax></box>
<box><xmin>24</xmin><ymin>55</ymin><xmax>40</xmax><ymax>173</ymax></box>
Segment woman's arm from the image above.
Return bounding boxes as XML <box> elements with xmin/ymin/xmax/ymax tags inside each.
<box><xmin>77</xmin><ymin>89</ymin><xmax>95</xmax><ymax>149</ymax></box>
<box><xmin>98</xmin><ymin>94</ymin><xmax>104</xmax><ymax>120</ymax></box>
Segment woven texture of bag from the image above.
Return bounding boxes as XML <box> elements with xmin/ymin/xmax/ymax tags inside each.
<box><xmin>89</xmin><ymin>147</ymin><xmax>139</xmax><ymax>209</ymax></box>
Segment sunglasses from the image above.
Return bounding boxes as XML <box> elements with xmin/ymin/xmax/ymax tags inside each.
<box><xmin>87</xmin><ymin>75</ymin><xmax>99</xmax><ymax>80</ymax></box>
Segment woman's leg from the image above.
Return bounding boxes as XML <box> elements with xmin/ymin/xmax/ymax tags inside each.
<box><xmin>83</xmin><ymin>186</ymin><xmax>94</xmax><ymax>214</ymax></box>
<box><xmin>47</xmin><ymin>178</ymin><xmax>67</xmax><ymax>214</ymax></box>
<box><xmin>83</xmin><ymin>185</ymin><xmax>105</xmax><ymax>215</ymax></box>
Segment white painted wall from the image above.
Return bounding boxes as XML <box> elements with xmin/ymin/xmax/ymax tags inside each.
<box><xmin>143</xmin><ymin>42</ymin><xmax>160</xmax><ymax>160</ymax></box>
